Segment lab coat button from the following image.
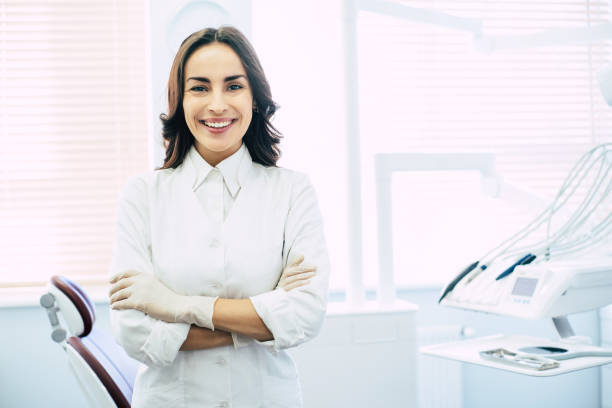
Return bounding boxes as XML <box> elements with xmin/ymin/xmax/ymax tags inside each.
<box><xmin>217</xmin><ymin>402</ymin><xmax>229</xmax><ymax>408</ymax></box>
<box><xmin>210</xmin><ymin>238</ymin><xmax>220</xmax><ymax>248</ymax></box>
<box><xmin>211</xmin><ymin>282</ymin><xmax>221</xmax><ymax>289</ymax></box>
<box><xmin>216</xmin><ymin>357</ymin><xmax>226</xmax><ymax>365</ymax></box>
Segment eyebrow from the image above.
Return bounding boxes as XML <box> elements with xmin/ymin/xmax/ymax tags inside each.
<box><xmin>186</xmin><ymin>74</ymin><xmax>247</xmax><ymax>83</ymax></box>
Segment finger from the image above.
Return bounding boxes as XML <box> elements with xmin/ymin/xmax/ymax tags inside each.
<box><xmin>280</xmin><ymin>275</ymin><xmax>315</xmax><ymax>290</ymax></box>
<box><xmin>289</xmin><ymin>254</ymin><xmax>305</xmax><ymax>267</ymax></box>
<box><xmin>109</xmin><ymin>270</ymin><xmax>139</xmax><ymax>284</ymax></box>
<box><xmin>109</xmin><ymin>288</ymin><xmax>131</xmax><ymax>305</ymax></box>
<box><xmin>283</xmin><ymin>280</ymin><xmax>310</xmax><ymax>292</ymax></box>
<box><xmin>109</xmin><ymin>272</ymin><xmax>128</xmax><ymax>284</ymax></box>
<box><xmin>110</xmin><ymin>299</ymin><xmax>135</xmax><ymax>310</ymax></box>
<box><xmin>283</xmin><ymin>265</ymin><xmax>316</xmax><ymax>278</ymax></box>
<box><xmin>108</xmin><ymin>277</ymin><xmax>134</xmax><ymax>297</ymax></box>
<box><xmin>283</xmin><ymin>272</ymin><xmax>316</xmax><ymax>285</ymax></box>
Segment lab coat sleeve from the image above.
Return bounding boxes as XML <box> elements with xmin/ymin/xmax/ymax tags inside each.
<box><xmin>109</xmin><ymin>175</ymin><xmax>190</xmax><ymax>367</ymax></box>
<box><xmin>250</xmin><ymin>173</ymin><xmax>330</xmax><ymax>350</ymax></box>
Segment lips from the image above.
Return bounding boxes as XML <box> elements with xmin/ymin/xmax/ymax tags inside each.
<box><xmin>200</xmin><ymin>118</ymin><xmax>236</xmax><ymax>129</ymax></box>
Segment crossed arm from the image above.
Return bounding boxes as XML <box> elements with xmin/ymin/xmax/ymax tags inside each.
<box><xmin>180</xmin><ymin>299</ymin><xmax>269</xmax><ymax>350</ymax></box>
<box><xmin>110</xmin><ymin>174</ymin><xmax>329</xmax><ymax>363</ymax></box>
<box><xmin>108</xmin><ymin>255</ymin><xmax>316</xmax><ymax>351</ymax></box>
<box><xmin>181</xmin><ymin>326</ymin><xmax>232</xmax><ymax>350</ymax></box>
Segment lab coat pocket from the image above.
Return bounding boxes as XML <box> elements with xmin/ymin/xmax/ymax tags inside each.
<box><xmin>262</xmin><ymin>350</ymin><xmax>298</xmax><ymax>379</ymax></box>
<box><xmin>259</xmin><ymin>349</ymin><xmax>302</xmax><ymax>405</ymax></box>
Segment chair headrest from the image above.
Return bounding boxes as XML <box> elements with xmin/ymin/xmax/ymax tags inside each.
<box><xmin>50</xmin><ymin>276</ymin><xmax>96</xmax><ymax>337</ymax></box>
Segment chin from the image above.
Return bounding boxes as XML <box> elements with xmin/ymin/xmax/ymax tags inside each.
<box><xmin>200</xmin><ymin>140</ymin><xmax>238</xmax><ymax>153</ymax></box>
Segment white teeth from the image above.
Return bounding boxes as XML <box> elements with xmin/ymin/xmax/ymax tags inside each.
<box><xmin>203</xmin><ymin>120</ymin><xmax>232</xmax><ymax>128</ymax></box>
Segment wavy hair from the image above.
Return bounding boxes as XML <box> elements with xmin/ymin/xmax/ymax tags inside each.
<box><xmin>159</xmin><ymin>26</ymin><xmax>282</xmax><ymax>169</ymax></box>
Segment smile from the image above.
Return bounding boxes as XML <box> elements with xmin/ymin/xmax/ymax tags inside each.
<box><xmin>201</xmin><ymin>119</ymin><xmax>234</xmax><ymax>129</ymax></box>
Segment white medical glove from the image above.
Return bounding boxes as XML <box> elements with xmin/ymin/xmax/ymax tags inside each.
<box><xmin>109</xmin><ymin>270</ymin><xmax>218</xmax><ymax>330</ymax></box>
<box><xmin>276</xmin><ymin>254</ymin><xmax>317</xmax><ymax>291</ymax></box>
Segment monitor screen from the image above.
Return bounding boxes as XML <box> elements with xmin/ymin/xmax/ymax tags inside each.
<box><xmin>512</xmin><ymin>277</ymin><xmax>538</xmax><ymax>297</ymax></box>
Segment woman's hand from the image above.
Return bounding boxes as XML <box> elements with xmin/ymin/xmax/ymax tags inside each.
<box><xmin>276</xmin><ymin>254</ymin><xmax>316</xmax><ymax>291</ymax></box>
<box><xmin>108</xmin><ymin>254</ymin><xmax>316</xmax><ymax>330</ymax></box>
<box><xmin>109</xmin><ymin>270</ymin><xmax>187</xmax><ymax>323</ymax></box>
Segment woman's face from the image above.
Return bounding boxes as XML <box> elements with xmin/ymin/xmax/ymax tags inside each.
<box><xmin>183</xmin><ymin>42</ymin><xmax>253</xmax><ymax>166</ymax></box>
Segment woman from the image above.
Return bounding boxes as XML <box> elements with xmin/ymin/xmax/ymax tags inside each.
<box><xmin>108</xmin><ymin>26</ymin><xmax>330</xmax><ymax>407</ymax></box>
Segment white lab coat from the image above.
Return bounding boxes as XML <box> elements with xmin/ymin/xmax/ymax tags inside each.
<box><xmin>109</xmin><ymin>144</ymin><xmax>330</xmax><ymax>408</ymax></box>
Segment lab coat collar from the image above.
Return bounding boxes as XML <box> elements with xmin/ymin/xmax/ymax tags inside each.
<box><xmin>216</xmin><ymin>143</ymin><xmax>246</xmax><ymax>197</ymax></box>
<box><xmin>186</xmin><ymin>143</ymin><xmax>251</xmax><ymax>198</ymax></box>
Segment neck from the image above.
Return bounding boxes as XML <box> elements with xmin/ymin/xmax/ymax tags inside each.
<box><xmin>195</xmin><ymin>142</ymin><xmax>241</xmax><ymax>167</ymax></box>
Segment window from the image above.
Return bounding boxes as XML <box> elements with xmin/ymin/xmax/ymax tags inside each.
<box><xmin>356</xmin><ymin>0</ymin><xmax>612</xmax><ymax>288</ymax></box>
<box><xmin>0</xmin><ymin>0</ymin><xmax>149</xmax><ymax>287</ymax></box>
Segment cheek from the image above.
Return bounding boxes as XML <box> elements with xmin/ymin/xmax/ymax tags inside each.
<box><xmin>182</xmin><ymin>99</ymin><xmax>192</xmax><ymax>119</ymax></box>
<box><xmin>242</xmin><ymin>110</ymin><xmax>253</xmax><ymax>128</ymax></box>
<box><xmin>240</xmin><ymin>92</ymin><xmax>254</xmax><ymax>125</ymax></box>
<box><xmin>240</xmin><ymin>100</ymin><xmax>253</xmax><ymax>127</ymax></box>
<box><xmin>182</xmin><ymin>99</ymin><xmax>198</xmax><ymax>129</ymax></box>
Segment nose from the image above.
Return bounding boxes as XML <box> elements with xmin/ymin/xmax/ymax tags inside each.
<box><xmin>207</xmin><ymin>89</ymin><xmax>227</xmax><ymax>114</ymax></box>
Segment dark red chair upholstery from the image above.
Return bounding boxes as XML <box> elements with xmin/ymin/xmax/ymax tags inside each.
<box><xmin>41</xmin><ymin>276</ymin><xmax>138</xmax><ymax>408</ymax></box>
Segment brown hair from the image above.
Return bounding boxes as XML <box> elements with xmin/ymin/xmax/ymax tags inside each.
<box><xmin>159</xmin><ymin>26</ymin><xmax>282</xmax><ymax>169</ymax></box>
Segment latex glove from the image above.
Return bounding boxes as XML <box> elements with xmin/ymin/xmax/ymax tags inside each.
<box><xmin>109</xmin><ymin>270</ymin><xmax>218</xmax><ymax>330</ymax></box>
<box><xmin>276</xmin><ymin>254</ymin><xmax>317</xmax><ymax>291</ymax></box>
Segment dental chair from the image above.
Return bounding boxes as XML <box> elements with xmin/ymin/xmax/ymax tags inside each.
<box><xmin>40</xmin><ymin>276</ymin><xmax>138</xmax><ymax>408</ymax></box>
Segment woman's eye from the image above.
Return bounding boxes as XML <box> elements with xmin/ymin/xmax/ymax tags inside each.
<box><xmin>191</xmin><ymin>86</ymin><xmax>207</xmax><ymax>92</ymax></box>
<box><xmin>228</xmin><ymin>84</ymin><xmax>243</xmax><ymax>91</ymax></box>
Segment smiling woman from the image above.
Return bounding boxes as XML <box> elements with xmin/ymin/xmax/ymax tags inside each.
<box><xmin>159</xmin><ymin>26</ymin><xmax>282</xmax><ymax>170</ymax></box>
<box><xmin>107</xmin><ymin>26</ymin><xmax>330</xmax><ymax>408</ymax></box>
<box><xmin>182</xmin><ymin>43</ymin><xmax>254</xmax><ymax>166</ymax></box>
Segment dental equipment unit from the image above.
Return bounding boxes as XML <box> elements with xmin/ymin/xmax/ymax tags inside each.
<box><xmin>423</xmin><ymin>143</ymin><xmax>612</xmax><ymax>375</ymax></box>
<box><xmin>439</xmin><ymin>143</ymin><xmax>612</xmax><ymax>319</ymax></box>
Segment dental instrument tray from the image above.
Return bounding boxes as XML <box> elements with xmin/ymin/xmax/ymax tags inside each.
<box><xmin>479</xmin><ymin>348</ymin><xmax>559</xmax><ymax>371</ymax></box>
<box><xmin>420</xmin><ymin>334</ymin><xmax>612</xmax><ymax>376</ymax></box>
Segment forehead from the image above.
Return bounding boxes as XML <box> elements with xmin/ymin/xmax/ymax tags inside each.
<box><xmin>184</xmin><ymin>42</ymin><xmax>246</xmax><ymax>79</ymax></box>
